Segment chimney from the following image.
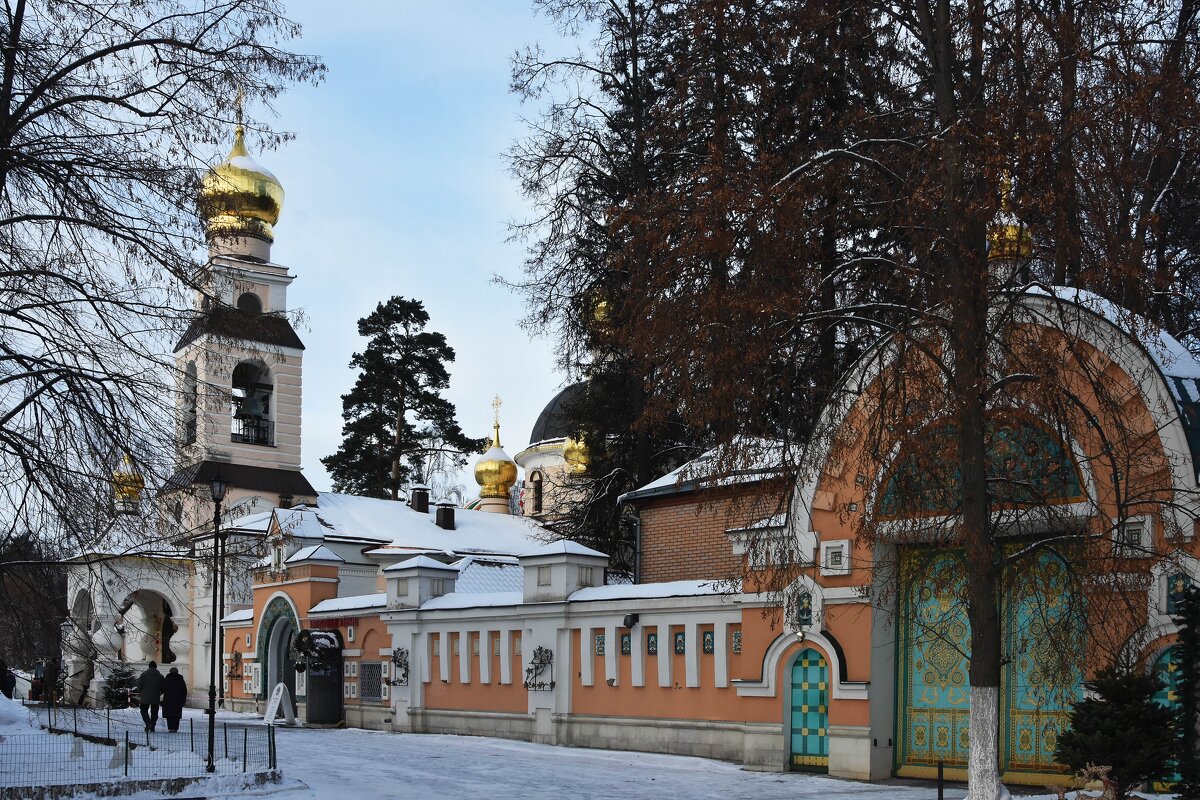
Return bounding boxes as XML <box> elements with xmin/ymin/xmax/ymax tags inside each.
<box><xmin>435</xmin><ymin>501</ymin><xmax>456</xmax><ymax>531</ymax></box>
<box><xmin>410</xmin><ymin>484</ymin><xmax>430</xmax><ymax>514</ymax></box>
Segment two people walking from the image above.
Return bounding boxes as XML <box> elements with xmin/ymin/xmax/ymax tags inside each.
<box><xmin>137</xmin><ymin>661</ymin><xmax>187</xmax><ymax>732</ymax></box>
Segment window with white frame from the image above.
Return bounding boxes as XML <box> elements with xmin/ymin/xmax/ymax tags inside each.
<box><xmin>537</xmin><ymin>565</ymin><xmax>551</xmax><ymax>586</ymax></box>
<box><xmin>820</xmin><ymin>540</ymin><xmax>851</xmax><ymax>576</ymax></box>
<box><xmin>431</xmin><ymin>578</ymin><xmax>446</xmax><ymax>597</ymax></box>
<box><xmin>347</xmin><ymin>625</ymin><xmax>356</xmax><ymax>643</ymax></box>
<box><xmin>1114</xmin><ymin>516</ymin><xmax>1152</xmax><ymax>558</ymax></box>
<box><xmin>577</xmin><ymin>566</ymin><xmax>594</xmax><ymax>587</ymax></box>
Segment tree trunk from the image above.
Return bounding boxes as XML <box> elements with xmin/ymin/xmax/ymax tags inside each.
<box><xmin>955</xmin><ymin>222</ymin><xmax>1003</xmax><ymax>800</ymax></box>
<box><xmin>390</xmin><ymin>395</ymin><xmax>406</xmax><ymax>501</ymax></box>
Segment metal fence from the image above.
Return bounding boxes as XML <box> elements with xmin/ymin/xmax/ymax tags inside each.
<box><xmin>1</xmin><ymin>706</ymin><xmax>275</xmax><ymax>789</ymax></box>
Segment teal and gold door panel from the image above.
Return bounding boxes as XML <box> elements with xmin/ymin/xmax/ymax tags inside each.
<box><xmin>1002</xmin><ymin>549</ymin><xmax>1081</xmax><ymax>775</ymax></box>
<box><xmin>789</xmin><ymin>648</ymin><xmax>829</xmax><ymax>770</ymax></box>
<box><xmin>897</xmin><ymin>549</ymin><xmax>972</xmax><ymax>772</ymax></box>
<box><xmin>1153</xmin><ymin>645</ymin><xmax>1182</xmax><ymax>791</ymax></box>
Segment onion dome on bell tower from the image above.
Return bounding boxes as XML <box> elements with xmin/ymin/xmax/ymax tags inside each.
<box><xmin>474</xmin><ymin>397</ymin><xmax>518</xmax><ymax>514</ymax></box>
<box><xmin>112</xmin><ymin>454</ymin><xmax>144</xmax><ymax>516</ymax></box>
<box><xmin>198</xmin><ymin>98</ymin><xmax>283</xmax><ymax>260</ymax></box>
<box><xmin>987</xmin><ymin>174</ymin><xmax>1033</xmax><ymax>262</ymax></box>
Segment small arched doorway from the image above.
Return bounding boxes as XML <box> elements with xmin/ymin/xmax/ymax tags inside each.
<box><xmin>266</xmin><ymin>615</ymin><xmax>296</xmax><ymax>704</ymax></box>
<box><xmin>788</xmin><ymin>647</ymin><xmax>830</xmax><ymax>771</ymax></box>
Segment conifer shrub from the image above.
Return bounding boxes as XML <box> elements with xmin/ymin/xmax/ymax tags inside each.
<box><xmin>1174</xmin><ymin>584</ymin><xmax>1200</xmax><ymax>799</ymax></box>
<box><xmin>1055</xmin><ymin>666</ymin><xmax>1175</xmax><ymax>800</ymax></box>
<box><xmin>101</xmin><ymin>662</ymin><xmax>137</xmax><ymax>709</ymax></box>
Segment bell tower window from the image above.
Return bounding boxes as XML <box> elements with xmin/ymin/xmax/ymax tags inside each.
<box><xmin>530</xmin><ymin>471</ymin><xmax>543</xmax><ymax>514</ymax></box>
<box><xmin>231</xmin><ymin>360</ymin><xmax>273</xmax><ymax>446</ymax></box>
<box><xmin>236</xmin><ymin>292</ymin><xmax>263</xmax><ymax>314</ymax></box>
<box><xmin>183</xmin><ymin>361</ymin><xmax>198</xmax><ymax>445</ymax></box>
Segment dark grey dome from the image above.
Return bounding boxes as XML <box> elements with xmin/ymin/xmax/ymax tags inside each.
<box><xmin>529</xmin><ymin>382</ymin><xmax>586</xmax><ymax>445</ymax></box>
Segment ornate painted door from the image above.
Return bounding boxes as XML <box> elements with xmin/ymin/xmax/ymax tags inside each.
<box><xmin>1001</xmin><ymin>550</ymin><xmax>1082</xmax><ymax>776</ymax></box>
<box><xmin>897</xmin><ymin>549</ymin><xmax>972</xmax><ymax>774</ymax></box>
<box><xmin>789</xmin><ymin>648</ymin><xmax>829</xmax><ymax>770</ymax></box>
<box><xmin>897</xmin><ymin>547</ymin><xmax>1082</xmax><ymax>780</ymax></box>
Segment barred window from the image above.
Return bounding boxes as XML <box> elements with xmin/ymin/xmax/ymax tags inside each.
<box><xmin>360</xmin><ymin>662</ymin><xmax>383</xmax><ymax>701</ymax></box>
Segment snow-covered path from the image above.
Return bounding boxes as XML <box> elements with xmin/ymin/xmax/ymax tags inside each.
<box><xmin>260</xmin><ymin>726</ymin><xmax>968</xmax><ymax>800</ymax></box>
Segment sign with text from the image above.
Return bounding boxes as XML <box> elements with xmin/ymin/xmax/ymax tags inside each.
<box><xmin>263</xmin><ymin>682</ymin><xmax>296</xmax><ymax>726</ymax></box>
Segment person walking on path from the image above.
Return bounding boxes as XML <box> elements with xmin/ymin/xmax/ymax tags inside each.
<box><xmin>0</xmin><ymin>660</ymin><xmax>14</xmax><ymax>699</ymax></box>
<box><xmin>136</xmin><ymin>661</ymin><xmax>164</xmax><ymax>732</ymax></box>
<box><xmin>43</xmin><ymin>658</ymin><xmax>59</xmax><ymax>706</ymax></box>
<box><xmin>160</xmin><ymin>666</ymin><xmax>187</xmax><ymax>732</ymax></box>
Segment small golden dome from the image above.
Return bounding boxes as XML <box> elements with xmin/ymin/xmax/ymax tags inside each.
<box><xmin>987</xmin><ymin>175</ymin><xmax>1033</xmax><ymax>261</ymax></box>
<box><xmin>112</xmin><ymin>454</ymin><xmax>145</xmax><ymax>510</ymax></box>
<box><xmin>199</xmin><ymin>124</ymin><xmax>284</xmax><ymax>243</ymax></box>
<box><xmin>563</xmin><ymin>436</ymin><xmax>589</xmax><ymax>473</ymax></box>
<box><xmin>474</xmin><ymin>420</ymin><xmax>518</xmax><ymax>499</ymax></box>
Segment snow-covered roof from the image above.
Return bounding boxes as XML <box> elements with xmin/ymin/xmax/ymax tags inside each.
<box><xmin>382</xmin><ymin>555</ymin><xmax>459</xmax><ymax>572</ymax></box>
<box><xmin>570</xmin><ymin>580</ymin><xmax>733</xmax><ymax>602</ymax></box>
<box><xmin>421</xmin><ymin>591</ymin><xmax>523</xmax><ymax>611</ymax></box>
<box><xmin>226</xmin><ymin>510</ymin><xmax>273</xmax><ymax>532</ymax></box>
<box><xmin>620</xmin><ymin>437</ymin><xmax>794</xmax><ymax>505</ymax></box>
<box><xmin>286</xmin><ymin>544</ymin><xmax>343</xmax><ymax>564</ymax></box>
<box><xmin>309</xmin><ymin>593</ymin><xmax>386</xmax><ymax>614</ymax></box>
<box><xmin>519</xmin><ymin>540</ymin><xmax>609</xmax><ymax>560</ymax></box>
<box><xmin>275</xmin><ymin>507</ymin><xmax>341</xmax><ymax>540</ymax></box>
<box><xmin>220</xmin><ymin>609</ymin><xmax>254</xmax><ymax>624</ymax></box>
<box><xmin>726</xmin><ymin>512</ymin><xmax>788</xmax><ymax>533</ymax></box>
<box><xmin>272</xmin><ymin>492</ymin><xmax>543</xmax><ymax>557</ymax></box>
<box><xmin>453</xmin><ymin>556</ymin><xmax>523</xmax><ymax>594</ymax></box>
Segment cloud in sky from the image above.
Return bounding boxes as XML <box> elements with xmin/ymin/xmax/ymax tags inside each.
<box><xmin>248</xmin><ymin>1</ymin><xmax>582</xmax><ymax>493</ymax></box>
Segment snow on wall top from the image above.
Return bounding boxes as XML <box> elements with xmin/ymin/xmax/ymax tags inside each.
<box><xmin>267</xmin><ymin>492</ymin><xmax>544</xmax><ymax>557</ymax></box>
<box><xmin>518</xmin><ymin>540</ymin><xmax>609</xmax><ymax>560</ymax></box>
<box><xmin>382</xmin><ymin>554</ymin><xmax>459</xmax><ymax>572</ymax></box>
<box><xmin>309</xmin><ymin>593</ymin><xmax>386</xmax><ymax>614</ymax></box>
<box><xmin>569</xmin><ymin>580</ymin><xmax>733</xmax><ymax>602</ymax></box>
<box><xmin>421</xmin><ymin>591</ymin><xmax>523</xmax><ymax>611</ymax></box>
<box><xmin>220</xmin><ymin>609</ymin><xmax>254</xmax><ymax>624</ymax></box>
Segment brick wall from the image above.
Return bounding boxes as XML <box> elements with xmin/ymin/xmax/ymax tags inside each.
<box><xmin>638</xmin><ymin>485</ymin><xmax>786</xmax><ymax>583</ymax></box>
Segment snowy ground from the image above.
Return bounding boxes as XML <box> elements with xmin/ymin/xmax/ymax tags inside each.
<box><xmin>1</xmin><ymin>698</ymin><xmax>1175</xmax><ymax>800</ymax></box>
<box><xmin>234</xmin><ymin>724</ymin><xmax>1174</xmax><ymax>800</ymax></box>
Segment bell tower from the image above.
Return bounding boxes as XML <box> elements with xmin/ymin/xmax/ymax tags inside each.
<box><xmin>165</xmin><ymin>113</ymin><xmax>316</xmax><ymax>534</ymax></box>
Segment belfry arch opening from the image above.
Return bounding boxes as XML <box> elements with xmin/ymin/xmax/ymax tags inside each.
<box><xmin>231</xmin><ymin>360</ymin><xmax>273</xmax><ymax>446</ymax></box>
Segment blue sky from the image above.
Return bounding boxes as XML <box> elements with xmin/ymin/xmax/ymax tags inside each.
<box><xmin>253</xmin><ymin>1</ymin><xmax>580</xmax><ymax>493</ymax></box>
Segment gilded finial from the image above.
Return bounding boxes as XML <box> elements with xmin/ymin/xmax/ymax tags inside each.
<box><xmin>491</xmin><ymin>395</ymin><xmax>502</xmax><ymax>447</ymax></box>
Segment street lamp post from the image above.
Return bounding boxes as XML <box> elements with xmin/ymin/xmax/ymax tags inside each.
<box><xmin>205</xmin><ymin>474</ymin><xmax>227</xmax><ymax>774</ymax></box>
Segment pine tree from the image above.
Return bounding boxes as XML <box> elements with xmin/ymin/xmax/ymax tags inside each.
<box><xmin>321</xmin><ymin>298</ymin><xmax>482</xmax><ymax>500</ymax></box>
<box><xmin>101</xmin><ymin>663</ymin><xmax>138</xmax><ymax>710</ymax></box>
<box><xmin>1055</xmin><ymin>667</ymin><xmax>1176</xmax><ymax>800</ymax></box>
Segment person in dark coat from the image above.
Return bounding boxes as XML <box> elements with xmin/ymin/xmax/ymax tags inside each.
<box><xmin>136</xmin><ymin>661</ymin><xmax>164</xmax><ymax>732</ymax></box>
<box><xmin>160</xmin><ymin>667</ymin><xmax>187</xmax><ymax>732</ymax></box>
<box><xmin>43</xmin><ymin>658</ymin><xmax>59</xmax><ymax>706</ymax></box>
<box><xmin>0</xmin><ymin>660</ymin><xmax>14</xmax><ymax>699</ymax></box>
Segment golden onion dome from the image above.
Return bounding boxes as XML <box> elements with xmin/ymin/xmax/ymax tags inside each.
<box><xmin>198</xmin><ymin>124</ymin><xmax>284</xmax><ymax>243</ymax></box>
<box><xmin>112</xmin><ymin>454</ymin><xmax>145</xmax><ymax>508</ymax></box>
<box><xmin>474</xmin><ymin>420</ymin><xmax>518</xmax><ymax>499</ymax></box>
<box><xmin>987</xmin><ymin>175</ymin><xmax>1033</xmax><ymax>261</ymax></box>
<box><xmin>563</xmin><ymin>436</ymin><xmax>589</xmax><ymax>473</ymax></box>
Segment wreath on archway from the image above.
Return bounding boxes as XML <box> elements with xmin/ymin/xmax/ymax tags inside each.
<box><xmin>289</xmin><ymin>628</ymin><xmax>340</xmax><ymax>672</ymax></box>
